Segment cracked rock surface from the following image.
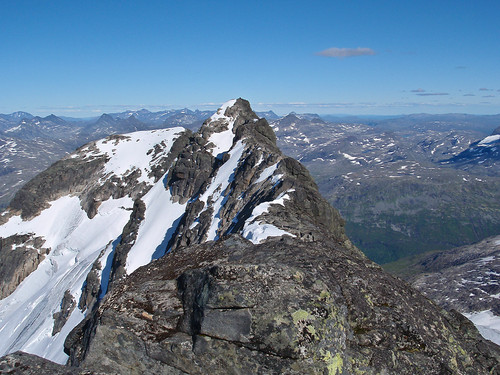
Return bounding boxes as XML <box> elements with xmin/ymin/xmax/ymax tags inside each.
<box><xmin>65</xmin><ymin>236</ymin><xmax>500</xmax><ymax>374</ymax></box>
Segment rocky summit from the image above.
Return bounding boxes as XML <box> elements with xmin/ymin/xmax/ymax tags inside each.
<box><xmin>0</xmin><ymin>99</ymin><xmax>499</xmax><ymax>374</ymax></box>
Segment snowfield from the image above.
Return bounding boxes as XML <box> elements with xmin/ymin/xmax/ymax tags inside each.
<box><xmin>85</xmin><ymin>128</ymin><xmax>185</xmax><ymax>184</ymax></box>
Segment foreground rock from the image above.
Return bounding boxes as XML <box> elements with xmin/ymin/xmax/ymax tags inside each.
<box><xmin>62</xmin><ymin>235</ymin><xmax>500</xmax><ymax>374</ymax></box>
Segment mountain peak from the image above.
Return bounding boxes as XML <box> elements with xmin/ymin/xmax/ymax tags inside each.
<box><xmin>0</xmin><ymin>99</ymin><xmax>499</xmax><ymax>373</ymax></box>
<box><xmin>43</xmin><ymin>114</ymin><xmax>61</xmax><ymax>122</ymax></box>
<box><xmin>8</xmin><ymin>111</ymin><xmax>33</xmax><ymax>120</ymax></box>
<box><xmin>199</xmin><ymin>98</ymin><xmax>261</xmax><ymax>157</ymax></box>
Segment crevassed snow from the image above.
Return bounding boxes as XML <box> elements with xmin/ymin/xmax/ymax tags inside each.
<box><xmin>0</xmin><ymin>195</ymin><xmax>133</xmax><ymax>363</ymax></box>
<box><xmin>478</xmin><ymin>135</ymin><xmax>500</xmax><ymax>146</ymax></box>
<box><xmin>464</xmin><ymin>310</ymin><xmax>500</xmax><ymax>345</ymax></box>
<box><xmin>125</xmin><ymin>174</ymin><xmax>186</xmax><ymax>274</ymax></box>
<box><xmin>242</xmin><ymin>190</ymin><xmax>296</xmax><ymax>244</ymax></box>
<box><xmin>91</xmin><ymin>128</ymin><xmax>184</xmax><ymax>184</ymax></box>
<box><xmin>207</xmin><ymin>100</ymin><xmax>237</xmax><ymax>156</ymax></box>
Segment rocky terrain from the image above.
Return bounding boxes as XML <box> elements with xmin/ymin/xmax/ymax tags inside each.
<box><xmin>0</xmin><ymin>99</ymin><xmax>499</xmax><ymax>374</ymax></box>
<box><xmin>385</xmin><ymin>235</ymin><xmax>500</xmax><ymax>345</ymax></box>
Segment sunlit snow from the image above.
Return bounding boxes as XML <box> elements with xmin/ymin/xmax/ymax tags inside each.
<box><xmin>90</xmin><ymin>128</ymin><xmax>184</xmax><ymax>184</ymax></box>
<box><xmin>125</xmin><ymin>175</ymin><xmax>186</xmax><ymax>274</ymax></box>
<box><xmin>207</xmin><ymin>99</ymin><xmax>237</xmax><ymax>157</ymax></box>
<box><xmin>478</xmin><ymin>135</ymin><xmax>500</xmax><ymax>146</ymax></box>
<box><xmin>255</xmin><ymin>163</ymin><xmax>279</xmax><ymax>184</ymax></box>
<box><xmin>242</xmin><ymin>190</ymin><xmax>296</xmax><ymax>244</ymax></box>
<box><xmin>200</xmin><ymin>140</ymin><xmax>245</xmax><ymax>241</ymax></box>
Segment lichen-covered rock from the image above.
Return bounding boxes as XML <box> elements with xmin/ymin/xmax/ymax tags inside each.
<box><xmin>66</xmin><ymin>235</ymin><xmax>500</xmax><ymax>374</ymax></box>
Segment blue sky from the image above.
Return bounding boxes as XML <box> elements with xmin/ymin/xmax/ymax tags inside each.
<box><xmin>1</xmin><ymin>0</ymin><xmax>499</xmax><ymax>116</ymax></box>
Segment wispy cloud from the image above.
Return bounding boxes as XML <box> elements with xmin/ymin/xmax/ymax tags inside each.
<box><xmin>482</xmin><ymin>95</ymin><xmax>495</xmax><ymax>98</ymax></box>
<box><xmin>415</xmin><ymin>92</ymin><xmax>449</xmax><ymax>96</ymax></box>
<box><xmin>479</xmin><ymin>88</ymin><xmax>492</xmax><ymax>91</ymax></box>
<box><xmin>253</xmin><ymin>100</ymin><xmax>467</xmax><ymax>110</ymax></box>
<box><xmin>316</xmin><ymin>47</ymin><xmax>375</xmax><ymax>58</ymax></box>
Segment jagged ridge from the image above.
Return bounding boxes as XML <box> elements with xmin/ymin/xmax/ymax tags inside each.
<box><xmin>0</xmin><ymin>99</ymin><xmax>348</xmax><ymax>363</ymax></box>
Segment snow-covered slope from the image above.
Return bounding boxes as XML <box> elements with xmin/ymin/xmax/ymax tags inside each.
<box><xmin>0</xmin><ymin>128</ymin><xmax>184</xmax><ymax>362</ymax></box>
<box><xmin>0</xmin><ymin>99</ymin><xmax>348</xmax><ymax>363</ymax></box>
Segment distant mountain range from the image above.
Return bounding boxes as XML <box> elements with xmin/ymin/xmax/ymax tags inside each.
<box><xmin>269</xmin><ymin>113</ymin><xmax>500</xmax><ymax>263</ymax></box>
<box><xmin>1</xmin><ymin>109</ymin><xmax>499</xmax><ymax>265</ymax></box>
<box><xmin>441</xmin><ymin>128</ymin><xmax>500</xmax><ymax>171</ymax></box>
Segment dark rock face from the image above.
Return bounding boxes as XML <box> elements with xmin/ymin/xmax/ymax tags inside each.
<box><xmin>65</xmin><ymin>236</ymin><xmax>500</xmax><ymax>374</ymax></box>
<box><xmin>0</xmin><ymin>234</ymin><xmax>48</xmax><ymax>298</ymax></box>
<box><xmin>52</xmin><ymin>290</ymin><xmax>77</xmax><ymax>336</ymax></box>
<box><xmin>7</xmin><ymin>156</ymin><xmax>107</xmax><ymax>221</ymax></box>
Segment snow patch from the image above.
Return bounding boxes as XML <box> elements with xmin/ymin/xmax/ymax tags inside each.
<box><xmin>207</xmin><ymin>99</ymin><xmax>237</xmax><ymax>157</ymax></box>
<box><xmin>201</xmin><ymin>141</ymin><xmax>245</xmax><ymax>241</ymax></box>
<box><xmin>464</xmin><ymin>310</ymin><xmax>500</xmax><ymax>346</ymax></box>
<box><xmin>255</xmin><ymin>163</ymin><xmax>279</xmax><ymax>184</ymax></box>
<box><xmin>242</xmin><ymin>190</ymin><xmax>296</xmax><ymax>244</ymax></box>
<box><xmin>478</xmin><ymin>135</ymin><xmax>500</xmax><ymax>146</ymax></box>
<box><xmin>93</xmin><ymin>128</ymin><xmax>184</xmax><ymax>184</ymax></box>
<box><xmin>478</xmin><ymin>256</ymin><xmax>495</xmax><ymax>265</ymax></box>
<box><xmin>125</xmin><ymin>174</ymin><xmax>186</xmax><ymax>274</ymax></box>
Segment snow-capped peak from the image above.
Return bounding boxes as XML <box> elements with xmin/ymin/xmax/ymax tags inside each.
<box><xmin>209</xmin><ymin>99</ymin><xmax>237</xmax><ymax>122</ymax></box>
